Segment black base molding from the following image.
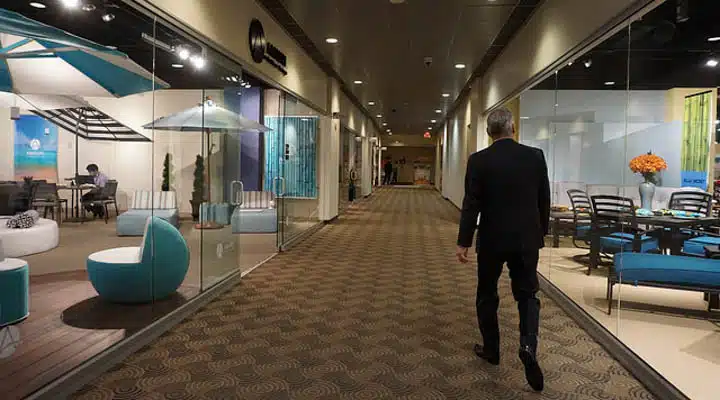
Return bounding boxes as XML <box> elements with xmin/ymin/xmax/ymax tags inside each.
<box><xmin>538</xmin><ymin>274</ymin><xmax>690</xmax><ymax>400</ymax></box>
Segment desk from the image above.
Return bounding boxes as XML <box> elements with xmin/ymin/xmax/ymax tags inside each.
<box><xmin>58</xmin><ymin>185</ymin><xmax>95</xmax><ymax>223</ymax></box>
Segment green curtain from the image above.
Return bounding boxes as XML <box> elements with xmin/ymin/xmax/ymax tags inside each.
<box><xmin>680</xmin><ymin>91</ymin><xmax>712</xmax><ymax>172</ymax></box>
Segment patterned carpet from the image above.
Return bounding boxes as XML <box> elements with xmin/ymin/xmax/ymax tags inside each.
<box><xmin>74</xmin><ymin>188</ymin><xmax>654</xmax><ymax>400</ymax></box>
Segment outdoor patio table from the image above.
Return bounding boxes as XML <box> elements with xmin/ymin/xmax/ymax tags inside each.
<box><xmin>550</xmin><ymin>210</ymin><xmax>575</xmax><ymax>248</ymax></box>
<box><xmin>57</xmin><ymin>184</ymin><xmax>95</xmax><ymax>223</ymax></box>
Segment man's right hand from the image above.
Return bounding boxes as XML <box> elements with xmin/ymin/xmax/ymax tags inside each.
<box><xmin>456</xmin><ymin>246</ymin><xmax>470</xmax><ymax>264</ymax></box>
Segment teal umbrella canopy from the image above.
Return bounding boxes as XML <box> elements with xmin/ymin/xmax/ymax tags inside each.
<box><xmin>0</xmin><ymin>8</ymin><xmax>168</xmax><ymax>97</ymax></box>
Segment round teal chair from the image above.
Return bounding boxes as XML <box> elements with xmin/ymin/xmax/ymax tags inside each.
<box><xmin>87</xmin><ymin>216</ymin><xmax>189</xmax><ymax>303</ymax></box>
<box><xmin>0</xmin><ymin>257</ymin><xmax>29</xmax><ymax>326</ymax></box>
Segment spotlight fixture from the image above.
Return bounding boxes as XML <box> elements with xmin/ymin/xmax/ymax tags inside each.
<box><xmin>176</xmin><ymin>46</ymin><xmax>190</xmax><ymax>60</ymax></box>
<box><xmin>707</xmin><ymin>58</ymin><xmax>719</xmax><ymax>68</ymax></box>
<box><xmin>376</xmin><ymin>114</ymin><xmax>382</xmax><ymax>118</ymax></box>
<box><xmin>454</xmin><ymin>63</ymin><xmax>466</xmax><ymax>69</ymax></box>
<box><xmin>382</xmin><ymin>122</ymin><xmax>388</xmax><ymax>126</ymax></box>
<box><xmin>230</xmin><ymin>76</ymin><xmax>238</xmax><ymax>82</ymax></box>
<box><xmin>386</xmin><ymin>129</ymin><xmax>391</xmax><ymax>132</ymax></box>
<box><xmin>442</xmin><ymin>93</ymin><xmax>450</xmax><ymax>98</ymax></box>
<box><xmin>368</xmin><ymin>101</ymin><xmax>375</xmax><ymax>106</ymax></box>
<box><xmin>325</xmin><ymin>37</ymin><xmax>339</xmax><ymax>44</ymax></box>
<box><xmin>604</xmin><ymin>81</ymin><xmax>615</xmax><ymax>86</ymax></box>
<box><xmin>354</xmin><ymin>80</ymin><xmax>363</xmax><ymax>84</ymax></box>
<box><xmin>29</xmin><ymin>2</ymin><xmax>47</xmax><ymax>8</ymax></box>
<box><xmin>82</xmin><ymin>4</ymin><xmax>96</xmax><ymax>11</ymax></box>
<box><xmin>190</xmin><ymin>55</ymin><xmax>206</xmax><ymax>69</ymax></box>
<box><xmin>567</xmin><ymin>61</ymin><xmax>573</xmax><ymax>66</ymax></box>
<box><xmin>101</xmin><ymin>13</ymin><xmax>115</xmax><ymax>22</ymax></box>
<box><xmin>435</xmin><ymin>109</ymin><xmax>442</xmax><ymax>114</ymax></box>
<box><xmin>430</xmin><ymin>119</ymin><xmax>437</xmax><ymax>123</ymax></box>
<box><xmin>709</xmin><ymin>37</ymin><xmax>720</xmax><ymax>42</ymax></box>
<box><xmin>584</xmin><ymin>59</ymin><xmax>592</xmax><ymax>68</ymax></box>
<box><xmin>171</xmin><ymin>63</ymin><xmax>183</xmax><ymax>68</ymax></box>
<box><xmin>61</xmin><ymin>0</ymin><xmax>80</xmax><ymax>8</ymax></box>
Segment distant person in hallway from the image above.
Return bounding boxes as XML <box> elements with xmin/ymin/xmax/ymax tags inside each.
<box><xmin>82</xmin><ymin>163</ymin><xmax>109</xmax><ymax>218</ymax></box>
<box><xmin>455</xmin><ymin>107</ymin><xmax>550</xmax><ymax>392</ymax></box>
<box><xmin>383</xmin><ymin>158</ymin><xmax>393</xmax><ymax>185</ymax></box>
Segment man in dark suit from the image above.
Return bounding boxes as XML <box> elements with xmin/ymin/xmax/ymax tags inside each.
<box><xmin>456</xmin><ymin>107</ymin><xmax>550</xmax><ymax>392</ymax></box>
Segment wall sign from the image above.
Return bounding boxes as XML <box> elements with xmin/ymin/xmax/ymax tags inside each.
<box><xmin>14</xmin><ymin>115</ymin><xmax>58</xmax><ymax>182</ymax></box>
<box><xmin>248</xmin><ymin>19</ymin><xmax>287</xmax><ymax>75</ymax></box>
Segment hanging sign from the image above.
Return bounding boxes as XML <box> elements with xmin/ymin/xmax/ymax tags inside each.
<box><xmin>249</xmin><ymin>19</ymin><xmax>288</xmax><ymax>75</ymax></box>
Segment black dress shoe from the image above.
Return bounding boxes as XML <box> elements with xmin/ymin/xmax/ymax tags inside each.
<box><xmin>473</xmin><ymin>343</ymin><xmax>500</xmax><ymax>365</ymax></box>
<box><xmin>519</xmin><ymin>346</ymin><xmax>544</xmax><ymax>392</ymax></box>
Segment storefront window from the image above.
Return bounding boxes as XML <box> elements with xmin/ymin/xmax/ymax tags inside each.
<box><xmin>0</xmin><ymin>2</ymin><xmax>276</xmax><ymax>396</ymax></box>
<box><xmin>518</xmin><ymin>1</ymin><xmax>720</xmax><ymax>397</ymax></box>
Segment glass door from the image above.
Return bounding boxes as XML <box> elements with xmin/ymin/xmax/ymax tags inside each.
<box><xmin>262</xmin><ymin>89</ymin><xmax>287</xmax><ymax>247</ymax></box>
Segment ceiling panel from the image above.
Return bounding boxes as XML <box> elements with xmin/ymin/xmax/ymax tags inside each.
<box><xmin>279</xmin><ymin>0</ymin><xmax>520</xmax><ymax>135</ymax></box>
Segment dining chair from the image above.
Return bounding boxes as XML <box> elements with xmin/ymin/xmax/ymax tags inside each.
<box><xmin>589</xmin><ymin>195</ymin><xmax>660</xmax><ymax>275</ymax></box>
<box><xmin>31</xmin><ymin>182</ymin><xmax>67</xmax><ymax>223</ymax></box>
<box><xmin>99</xmin><ymin>180</ymin><xmax>119</xmax><ymax>223</ymax></box>
<box><xmin>567</xmin><ymin>189</ymin><xmax>593</xmax><ymax>249</ymax></box>
<box><xmin>669</xmin><ymin>191</ymin><xmax>713</xmax><ymax>216</ymax></box>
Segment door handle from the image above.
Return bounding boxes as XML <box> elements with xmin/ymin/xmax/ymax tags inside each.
<box><xmin>231</xmin><ymin>180</ymin><xmax>243</xmax><ymax>206</ymax></box>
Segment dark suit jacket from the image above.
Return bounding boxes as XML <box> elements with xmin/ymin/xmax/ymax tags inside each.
<box><xmin>457</xmin><ymin>139</ymin><xmax>550</xmax><ymax>252</ymax></box>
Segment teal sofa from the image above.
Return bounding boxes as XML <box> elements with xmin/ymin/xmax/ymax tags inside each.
<box><xmin>609</xmin><ymin>252</ymin><xmax>720</xmax><ymax>314</ymax></box>
<box><xmin>231</xmin><ymin>191</ymin><xmax>277</xmax><ymax>234</ymax></box>
<box><xmin>88</xmin><ymin>216</ymin><xmax>189</xmax><ymax>303</ymax></box>
<box><xmin>117</xmin><ymin>190</ymin><xmax>179</xmax><ymax>236</ymax></box>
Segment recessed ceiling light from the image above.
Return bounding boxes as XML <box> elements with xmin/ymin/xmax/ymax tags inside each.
<box><xmin>29</xmin><ymin>2</ymin><xmax>46</xmax><ymax>8</ymax></box>
<box><xmin>442</xmin><ymin>93</ymin><xmax>450</xmax><ymax>98</ymax></box>
<box><xmin>382</xmin><ymin>122</ymin><xmax>388</xmax><ymax>126</ymax></box>
<box><xmin>368</xmin><ymin>101</ymin><xmax>375</xmax><ymax>106</ymax></box>
<box><xmin>431</xmin><ymin>119</ymin><xmax>437</xmax><ymax>123</ymax></box>
<box><xmin>82</xmin><ymin>4</ymin><xmax>96</xmax><ymax>11</ymax></box>
<box><xmin>102</xmin><ymin>13</ymin><xmax>115</xmax><ymax>22</ymax></box>
<box><xmin>61</xmin><ymin>0</ymin><xmax>79</xmax><ymax>8</ymax></box>
<box><xmin>584</xmin><ymin>59</ymin><xmax>592</xmax><ymax>68</ymax></box>
<box><xmin>435</xmin><ymin>109</ymin><xmax>442</xmax><ymax>114</ymax></box>
<box><xmin>706</xmin><ymin>59</ymin><xmax>719</xmax><ymax>68</ymax></box>
<box><xmin>454</xmin><ymin>63</ymin><xmax>466</xmax><ymax>69</ymax></box>
<box><xmin>386</xmin><ymin>129</ymin><xmax>391</xmax><ymax>132</ymax></box>
<box><xmin>325</xmin><ymin>37</ymin><xmax>339</xmax><ymax>44</ymax></box>
<box><xmin>190</xmin><ymin>55</ymin><xmax>206</xmax><ymax>69</ymax></box>
<box><xmin>176</xmin><ymin>47</ymin><xmax>190</xmax><ymax>60</ymax></box>
<box><xmin>604</xmin><ymin>81</ymin><xmax>615</xmax><ymax>86</ymax></box>
<box><xmin>354</xmin><ymin>80</ymin><xmax>363</xmax><ymax>84</ymax></box>
<box><xmin>171</xmin><ymin>63</ymin><xmax>183</xmax><ymax>68</ymax></box>
<box><xmin>376</xmin><ymin>114</ymin><xmax>382</xmax><ymax>118</ymax></box>
<box><xmin>708</xmin><ymin>37</ymin><xmax>720</xmax><ymax>42</ymax></box>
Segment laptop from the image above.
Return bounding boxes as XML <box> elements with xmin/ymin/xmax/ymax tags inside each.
<box><xmin>75</xmin><ymin>175</ymin><xmax>95</xmax><ymax>185</ymax></box>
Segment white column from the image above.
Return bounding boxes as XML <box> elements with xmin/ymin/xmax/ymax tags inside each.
<box><xmin>361</xmin><ymin>136</ymin><xmax>372</xmax><ymax>196</ymax></box>
<box><xmin>318</xmin><ymin>78</ymin><xmax>341</xmax><ymax>221</ymax></box>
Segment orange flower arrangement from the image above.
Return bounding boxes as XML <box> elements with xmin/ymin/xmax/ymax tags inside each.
<box><xmin>629</xmin><ymin>151</ymin><xmax>667</xmax><ymax>184</ymax></box>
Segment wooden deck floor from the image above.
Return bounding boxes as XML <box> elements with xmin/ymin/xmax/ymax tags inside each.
<box><xmin>0</xmin><ymin>271</ymin><xmax>198</xmax><ymax>399</ymax></box>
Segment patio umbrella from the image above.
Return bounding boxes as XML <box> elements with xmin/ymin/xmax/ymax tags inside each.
<box><xmin>142</xmin><ymin>99</ymin><xmax>272</xmax><ymax>133</ymax></box>
<box><xmin>143</xmin><ymin>99</ymin><xmax>272</xmax><ymax>227</ymax></box>
<box><xmin>0</xmin><ymin>9</ymin><xmax>169</xmax><ymax>97</ymax></box>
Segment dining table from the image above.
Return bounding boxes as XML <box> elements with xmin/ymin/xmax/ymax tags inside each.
<box><xmin>57</xmin><ymin>183</ymin><xmax>96</xmax><ymax>223</ymax></box>
<box><xmin>588</xmin><ymin>214</ymin><xmax>720</xmax><ymax>270</ymax></box>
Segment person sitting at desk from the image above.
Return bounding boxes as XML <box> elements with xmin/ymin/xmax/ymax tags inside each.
<box><xmin>82</xmin><ymin>163</ymin><xmax>109</xmax><ymax>218</ymax></box>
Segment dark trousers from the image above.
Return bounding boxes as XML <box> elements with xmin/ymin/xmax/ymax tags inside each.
<box><xmin>476</xmin><ymin>249</ymin><xmax>541</xmax><ymax>353</ymax></box>
<box><xmin>82</xmin><ymin>191</ymin><xmax>105</xmax><ymax>216</ymax></box>
<box><xmin>383</xmin><ymin>172</ymin><xmax>392</xmax><ymax>185</ymax></box>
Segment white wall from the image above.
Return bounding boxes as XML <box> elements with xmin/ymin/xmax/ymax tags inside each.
<box><xmin>519</xmin><ymin>90</ymin><xmax>681</xmax><ymax>190</ymax></box>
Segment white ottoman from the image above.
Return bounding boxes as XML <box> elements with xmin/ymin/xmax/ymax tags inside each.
<box><xmin>0</xmin><ymin>218</ymin><xmax>59</xmax><ymax>257</ymax></box>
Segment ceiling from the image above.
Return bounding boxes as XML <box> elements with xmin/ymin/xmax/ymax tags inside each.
<box><xmin>266</xmin><ymin>0</ymin><xmax>539</xmax><ymax>135</ymax></box>
<box><xmin>535</xmin><ymin>0</ymin><xmax>720</xmax><ymax>91</ymax></box>
<box><xmin>1</xmin><ymin>1</ymin><xmax>266</xmax><ymax>93</ymax></box>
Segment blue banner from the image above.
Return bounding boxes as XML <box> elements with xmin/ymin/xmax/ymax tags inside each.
<box><xmin>14</xmin><ymin>115</ymin><xmax>58</xmax><ymax>182</ymax></box>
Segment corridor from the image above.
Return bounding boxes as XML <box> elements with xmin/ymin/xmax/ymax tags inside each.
<box><xmin>74</xmin><ymin>188</ymin><xmax>653</xmax><ymax>399</ymax></box>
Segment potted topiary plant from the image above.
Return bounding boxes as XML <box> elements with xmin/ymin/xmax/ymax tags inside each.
<box><xmin>190</xmin><ymin>155</ymin><xmax>205</xmax><ymax>221</ymax></box>
<box><xmin>161</xmin><ymin>153</ymin><xmax>171</xmax><ymax>191</ymax></box>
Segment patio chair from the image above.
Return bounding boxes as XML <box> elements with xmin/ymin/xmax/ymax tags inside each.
<box><xmin>567</xmin><ymin>189</ymin><xmax>592</xmax><ymax>249</ymax></box>
<box><xmin>666</xmin><ymin>191</ymin><xmax>715</xmax><ymax>251</ymax></box>
<box><xmin>589</xmin><ymin>195</ymin><xmax>660</xmax><ymax>275</ymax></box>
<box><xmin>31</xmin><ymin>182</ymin><xmax>67</xmax><ymax>223</ymax></box>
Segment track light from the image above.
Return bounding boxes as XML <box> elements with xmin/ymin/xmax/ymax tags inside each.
<box><xmin>584</xmin><ymin>59</ymin><xmax>592</xmax><ymax>68</ymax></box>
<box><xmin>61</xmin><ymin>0</ymin><xmax>80</xmax><ymax>8</ymax></box>
<box><xmin>81</xmin><ymin>4</ymin><xmax>96</xmax><ymax>11</ymax></box>
<box><xmin>706</xmin><ymin>58</ymin><xmax>719</xmax><ymax>68</ymax></box>
<box><xmin>190</xmin><ymin>55</ymin><xmax>206</xmax><ymax>69</ymax></box>
<box><xmin>101</xmin><ymin>13</ymin><xmax>115</xmax><ymax>22</ymax></box>
<box><xmin>176</xmin><ymin>46</ymin><xmax>190</xmax><ymax>60</ymax></box>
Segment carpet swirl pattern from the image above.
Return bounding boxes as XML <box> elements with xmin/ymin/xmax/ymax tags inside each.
<box><xmin>74</xmin><ymin>188</ymin><xmax>654</xmax><ymax>400</ymax></box>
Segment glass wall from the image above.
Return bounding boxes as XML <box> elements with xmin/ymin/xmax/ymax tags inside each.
<box><xmin>0</xmin><ymin>2</ymin><xmax>276</xmax><ymax>396</ymax></box>
<box><xmin>517</xmin><ymin>1</ymin><xmax>720</xmax><ymax>398</ymax></box>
